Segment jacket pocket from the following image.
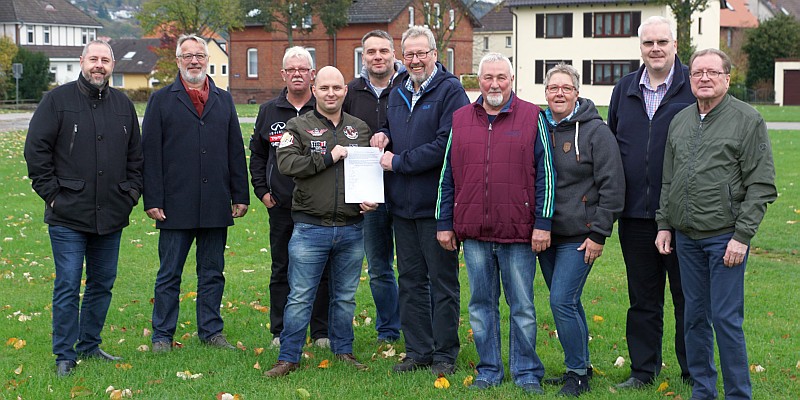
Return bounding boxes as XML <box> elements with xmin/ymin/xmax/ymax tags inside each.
<box><xmin>53</xmin><ymin>178</ymin><xmax>86</xmax><ymax>215</ymax></box>
<box><xmin>119</xmin><ymin>181</ymin><xmax>140</xmax><ymax>205</ymax></box>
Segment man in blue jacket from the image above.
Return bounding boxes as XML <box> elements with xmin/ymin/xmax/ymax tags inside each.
<box><xmin>371</xmin><ymin>26</ymin><xmax>469</xmax><ymax>376</ymax></box>
<box><xmin>607</xmin><ymin>16</ymin><xmax>694</xmax><ymax>389</ymax></box>
<box><xmin>142</xmin><ymin>35</ymin><xmax>249</xmax><ymax>353</ymax></box>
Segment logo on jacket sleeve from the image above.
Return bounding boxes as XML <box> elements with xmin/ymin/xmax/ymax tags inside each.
<box><xmin>310</xmin><ymin>140</ymin><xmax>327</xmax><ymax>154</ymax></box>
<box><xmin>278</xmin><ymin>132</ymin><xmax>294</xmax><ymax>148</ymax></box>
<box><xmin>343</xmin><ymin>125</ymin><xmax>358</xmax><ymax>140</ymax></box>
<box><xmin>306</xmin><ymin>128</ymin><xmax>328</xmax><ymax>137</ymax></box>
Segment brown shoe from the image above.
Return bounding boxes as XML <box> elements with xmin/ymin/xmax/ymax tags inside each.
<box><xmin>264</xmin><ymin>360</ymin><xmax>298</xmax><ymax>377</ymax></box>
<box><xmin>335</xmin><ymin>353</ymin><xmax>369</xmax><ymax>371</ymax></box>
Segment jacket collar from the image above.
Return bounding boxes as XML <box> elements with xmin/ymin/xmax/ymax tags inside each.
<box><xmin>625</xmin><ymin>55</ymin><xmax>688</xmax><ymax>101</ymax></box>
<box><xmin>170</xmin><ymin>73</ymin><xmax>219</xmax><ymax>118</ymax></box>
<box><xmin>77</xmin><ymin>73</ymin><xmax>109</xmax><ymax>100</ymax></box>
<box><xmin>473</xmin><ymin>92</ymin><xmax>516</xmax><ymax>116</ymax></box>
<box><xmin>276</xmin><ymin>86</ymin><xmax>315</xmax><ymax>110</ymax></box>
<box><xmin>696</xmin><ymin>93</ymin><xmax>731</xmax><ymax>121</ymax></box>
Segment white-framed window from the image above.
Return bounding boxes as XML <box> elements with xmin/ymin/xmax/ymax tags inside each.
<box><xmin>209</xmin><ymin>64</ymin><xmax>216</xmax><ymax>75</ymax></box>
<box><xmin>483</xmin><ymin>36</ymin><xmax>489</xmax><ymax>50</ymax></box>
<box><xmin>67</xmin><ymin>64</ymin><xmax>72</xmax><ymax>72</ymax></box>
<box><xmin>306</xmin><ymin>47</ymin><xmax>316</xmax><ymax>68</ymax></box>
<box><xmin>81</xmin><ymin>28</ymin><xmax>89</xmax><ymax>45</ymax></box>
<box><xmin>27</xmin><ymin>26</ymin><xmax>34</xmax><ymax>43</ymax></box>
<box><xmin>424</xmin><ymin>2</ymin><xmax>430</xmax><ymax>27</ymax></box>
<box><xmin>409</xmin><ymin>7</ymin><xmax>415</xmax><ymax>27</ymax></box>
<box><xmin>44</xmin><ymin>26</ymin><xmax>51</xmax><ymax>44</ymax></box>
<box><xmin>434</xmin><ymin>3</ymin><xmax>441</xmax><ymax>29</ymax></box>
<box><xmin>302</xmin><ymin>14</ymin><xmax>312</xmax><ymax>29</ymax></box>
<box><xmin>506</xmin><ymin>36</ymin><xmax>512</xmax><ymax>48</ymax></box>
<box><xmin>112</xmin><ymin>73</ymin><xmax>123</xmax><ymax>87</ymax></box>
<box><xmin>221</xmin><ymin>65</ymin><xmax>228</xmax><ymax>76</ymax></box>
<box><xmin>247</xmin><ymin>48</ymin><xmax>258</xmax><ymax>78</ymax></box>
<box><xmin>446</xmin><ymin>48</ymin><xmax>454</xmax><ymax>73</ymax></box>
<box><xmin>449</xmin><ymin>9</ymin><xmax>455</xmax><ymax>30</ymax></box>
<box><xmin>89</xmin><ymin>29</ymin><xmax>96</xmax><ymax>41</ymax></box>
<box><xmin>354</xmin><ymin>47</ymin><xmax>363</xmax><ymax>78</ymax></box>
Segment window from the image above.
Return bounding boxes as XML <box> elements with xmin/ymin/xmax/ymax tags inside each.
<box><xmin>89</xmin><ymin>29</ymin><xmax>96</xmax><ymax>41</ymax></box>
<box><xmin>44</xmin><ymin>26</ymin><xmax>51</xmax><ymax>44</ymax></box>
<box><xmin>247</xmin><ymin>48</ymin><xmax>258</xmax><ymax>78</ymax></box>
<box><xmin>698</xmin><ymin>17</ymin><xmax>703</xmax><ymax>34</ymax></box>
<box><xmin>122</xmin><ymin>51</ymin><xmax>136</xmax><ymax>60</ymax></box>
<box><xmin>67</xmin><ymin>64</ymin><xmax>72</xmax><ymax>72</ymax></box>
<box><xmin>483</xmin><ymin>36</ymin><xmax>489</xmax><ymax>50</ymax></box>
<box><xmin>424</xmin><ymin>2</ymin><xmax>431</xmax><ymax>27</ymax></box>
<box><xmin>449</xmin><ymin>9</ymin><xmax>455</xmax><ymax>30</ymax></box>
<box><xmin>82</xmin><ymin>28</ymin><xmax>89</xmax><ymax>45</ymax></box>
<box><xmin>433</xmin><ymin>3</ymin><xmax>441</xmax><ymax>29</ymax></box>
<box><xmin>306</xmin><ymin>47</ymin><xmax>316</xmax><ymax>68</ymax></box>
<box><xmin>409</xmin><ymin>7</ymin><xmax>415</xmax><ymax>27</ymax></box>
<box><xmin>302</xmin><ymin>14</ymin><xmax>312</xmax><ymax>29</ymax></box>
<box><xmin>209</xmin><ymin>64</ymin><xmax>216</xmax><ymax>75</ymax></box>
<box><xmin>354</xmin><ymin>47</ymin><xmax>363</xmax><ymax>78</ymax></box>
<box><xmin>112</xmin><ymin>73</ymin><xmax>123</xmax><ymax>87</ymax></box>
<box><xmin>536</xmin><ymin>13</ymin><xmax>572</xmax><ymax>38</ymax></box>
<box><xmin>27</xmin><ymin>26</ymin><xmax>34</xmax><ymax>43</ymax></box>
<box><xmin>593</xmin><ymin>60</ymin><xmax>634</xmax><ymax>85</ymax></box>
<box><xmin>505</xmin><ymin>36</ymin><xmax>512</xmax><ymax>48</ymax></box>
<box><xmin>446</xmin><ymin>48</ymin><xmax>454</xmax><ymax>73</ymax></box>
<box><xmin>221</xmin><ymin>65</ymin><xmax>228</xmax><ymax>76</ymax></box>
<box><xmin>594</xmin><ymin>12</ymin><xmax>632</xmax><ymax>37</ymax></box>
<box><xmin>534</xmin><ymin>59</ymin><xmax>572</xmax><ymax>84</ymax></box>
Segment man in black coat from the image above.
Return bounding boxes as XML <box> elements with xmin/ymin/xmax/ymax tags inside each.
<box><xmin>142</xmin><ymin>35</ymin><xmax>249</xmax><ymax>353</ymax></box>
<box><xmin>24</xmin><ymin>40</ymin><xmax>143</xmax><ymax>377</ymax></box>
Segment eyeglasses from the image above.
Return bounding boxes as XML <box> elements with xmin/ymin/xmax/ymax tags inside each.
<box><xmin>641</xmin><ymin>40</ymin><xmax>672</xmax><ymax>48</ymax></box>
<box><xmin>690</xmin><ymin>70</ymin><xmax>727</xmax><ymax>79</ymax></box>
<box><xmin>402</xmin><ymin>49</ymin><xmax>434</xmax><ymax>60</ymax></box>
<box><xmin>178</xmin><ymin>53</ymin><xmax>207</xmax><ymax>61</ymax></box>
<box><xmin>546</xmin><ymin>85</ymin><xmax>576</xmax><ymax>94</ymax></box>
<box><xmin>283</xmin><ymin>68</ymin><xmax>311</xmax><ymax>75</ymax></box>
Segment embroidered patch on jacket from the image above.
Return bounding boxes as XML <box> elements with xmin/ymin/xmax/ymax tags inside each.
<box><xmin>343</xmin><ymin>125</ymin><xmax>358</xmax><ymax>140</ymax></box>
<box><xmin>306</xmin><ymin>128</ymin><xmax>328</xmax><ymax>137</ymax></box>
<box><xmin>278</xmin><ymin>132</ymin><xmax>294</xmax><ymax>148</ymax></box>
<box><xmin>563</xmin><ymin>142</ymin><xmax>572</xmax><ymax>153</ymax></box>
<box><xmin>310</xmin><ymin>140</ymin><xmax>327</xmax><ymax>154</ymax></box>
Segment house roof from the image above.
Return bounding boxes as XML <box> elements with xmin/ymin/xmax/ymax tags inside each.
<box><xmin>109</xmin><ymin>38</ymin><xmax>161</xmax><ymax>74</ymax></box>
<box><xmin>21</xmin><ymin>45</ymin><xmax>82</xmax><ymax>58</ymax></box>
<box><xmin>0</xmin><ymin>0</ymin><xmax>101</xmax><ymax>27</ymax></box>
<box><xmin>475</xmin><ymin>5</ymin><xmax>512</xmax><ymax>32</ymax></box>
<box><xmin>506</xmin><ymin>0</ymin><xmax>649</xmax><ymax>6</ymax></box>
<box><xmin>773</xmin><ymin>0</ymin><xmax>800</xmax><ymax>19</ymax></box>
<box><xmin>721</xmin><ymin>0</ymin><xmax>758</xmax><ymax>28</ymax></box>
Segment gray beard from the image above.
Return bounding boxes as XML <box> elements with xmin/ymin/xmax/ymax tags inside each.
<box><xmin>181</xmin><ymin>68</ymin><xmax>206</xmax><ymax>84</ymax></box>
<box><xmin>486</xmin><ymin>93</ymin><xmax>504</xmax><ymax>107</ymax></box>
<box><xmin>82</xmin><ymin>71</ymin><xmax>107</xmax><ymax>88</ymax></box>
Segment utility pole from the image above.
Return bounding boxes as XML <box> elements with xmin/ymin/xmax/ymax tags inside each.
<box><xmin>12</xmin><ymin>63</ymin><xmax>23</xmax><ymax>106</ymax></box>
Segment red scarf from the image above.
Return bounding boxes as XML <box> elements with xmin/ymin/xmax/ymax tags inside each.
<box><xmin>180</xmin><ymin>76</ymin><xmax>209</xmax><ymax>116</ymax></box>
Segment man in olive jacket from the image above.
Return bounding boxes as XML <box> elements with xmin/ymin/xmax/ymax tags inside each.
<box><xmin>656</xmin><ymin>49</ymin><xmax>776</xmax><ymax>400</ymax></box>
<box><xmin>142</xmin><ymin>35</ymin><xmax>249</xmax><ymax>353</ymax></box>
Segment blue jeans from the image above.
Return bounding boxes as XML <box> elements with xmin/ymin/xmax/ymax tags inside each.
<box><xmin>49</xmin><ymin>225</ymin><xmax>122</xmax><ymax>362</ymax></box>
<box><xmin>279</xmin><ymin>222</ymin><xmax>364</xmax><ymax>363</ymax></box>
<box><xmin>676</xmin><ymin>231</ymin><xmax>751</xmax><ymax>400</ymax></box>
<box><xmin>152</xmin><ymin>228</ymin><xmax>228</xmax><ymax>343</ymax></box>
<box><xmin>463</xmin><ymin>240</ymin><xmax>544</xmax><ymax>386</ymax></box>
<box><xmin>363</xmin><ymin>203</ymin><xmax>400</xmax><ymax>341</ymax></box>
<box><xmin>538</xmin><ymin>242</ymin><xmax>592</xmax><ymax>374</ymax></box>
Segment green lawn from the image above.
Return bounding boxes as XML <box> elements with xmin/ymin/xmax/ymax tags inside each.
<box><xmin>1</xmin><ymin>128</ymin><xmax>798</xmax><ymax>399</ymax></box>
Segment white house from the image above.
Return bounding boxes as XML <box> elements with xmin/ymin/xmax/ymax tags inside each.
<box><xmin>473</xmin><ymin>4</ymin><xmax>514</xmax><ymax>72</ymax></box>
<box><xmin>506</xmin><ymin>0</ymin><xmax>722</xmax><ymax>106</ymax></box>
<box><xmin>0</xmin><ymin>0</ymin><xmax>102</xmax><ymax>85</ymax></box>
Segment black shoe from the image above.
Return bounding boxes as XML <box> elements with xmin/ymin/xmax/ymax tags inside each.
<box><xmin>393</xmin><ymin>358</ymin><xmax>431</xmax><ymax>373</ymax></box>
<box><xmin>205</xmin><ymin>333</ymin><xmax>235</xmax><ymax>350</ymax></box>
<box><xmin>544</xmin><ymin>367</ymin><xmax>593</xmax><ymax>385</ymax></box>
<box><xmin>681</xmin><ymin>374</ymin><xmax>695</xmax><ymax>386</ymax></box>
<box><xmin>431</xmin><ymin>361</ymin><xmax>455</xmax><ymax>376</ymax></box>
<box><xmin>558</xmin><ymin>371</ymin><xmax>590</xmax><ymax>397</ymax></box>
<box><xmin>56</xmin><ymin>360</ymin><xmax>77</xmax><ymax>377</ymax></box>
<box><xmin>469</xmin><ymin>379</ymin><xmax>492</xmax><ymax>390</ymax></box>
<box><xmin>615</xmin><ymin>377</ymin><xmax>648</xmax><ymax>390</ymax></box>
<box><xmin>79</xmin><ymin>348</ymin><xmax>122</xmax><ymax>361</ymax></box>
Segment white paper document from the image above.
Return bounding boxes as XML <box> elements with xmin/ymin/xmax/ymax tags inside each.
<box><xmin>344</xmin><ymin>147</ymin><xmax>384</xmax><ymax>204</ymax></box>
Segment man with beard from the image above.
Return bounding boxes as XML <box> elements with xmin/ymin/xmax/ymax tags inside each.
<box><xmin>250</xmin><ymin>46</ymin><xmax>331</xmax><ymax>350</ymax></box>
<box><xmin>370</xmin><ymin>26</ymin><xmax>469</xmax><ymax>375</ymax></box>
<box><xmin>142</xmin><ymin>34</ymin><xmax>249</xmax><ymax>353</ymax></box>
<box><xmin>342</xmin><ymin>30</ymin><xmax>405</xmax><ymax>344</ymax></box>
<box><xmin>24</xmin><ymin>40</ymin><xmax>142</xmax><ymax>376</ymax></box>
<box><xmin>436</xmin><ymin>53</ymin><xmax>555</xmax><ymax>393</ymax></box>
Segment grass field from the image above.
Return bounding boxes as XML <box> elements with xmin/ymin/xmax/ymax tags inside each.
<box><xmin>1</xmin><ymin>128</ymin><xmax>798</xmax><ymax>400</ymax></box>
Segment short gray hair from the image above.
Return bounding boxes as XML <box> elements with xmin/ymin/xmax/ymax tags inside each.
<box><xmin>175</xmin><ymin>34</ymin><xmax>209</xmax><ymax>57</ymax></box>
<box><xmin>362</xmin><ymin>30</ymin><xmax>394</xmax><ymax>50</ymax></box>
<box><xmin>283</xmin><ymin>46</ymin><xmax>315</xmax><ymax>69</ymax></box>
<box><xmin>82</xmin><ymin>40</ymin><xmax>114</xmax><ymax>60</ymax></box>
<box><xmin>401</xmin><ymin>26</ymin><xmax>436</xmax><ymax>54</ymax></box>
<box><xmin>544</xmin><ymin>62</ymin><xmax>580</xmax><ymax>91</ymax></box>
<box><xmin>689</xmin><ymin>48</ymin><xmax>732</xmax><ymax>74</ymax></box>
<box><xmin>478</xmin><ymin>53</ymin><xmax>513</xmax><ymax>78</ymax></box>
<box><xmin>637</xmin><ymin>15</ymin><xmax>677</xmax><ymax>40</ymax></box>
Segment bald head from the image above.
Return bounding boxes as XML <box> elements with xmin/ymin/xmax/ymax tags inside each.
<box><xmin>313</xmin><ymin>66</ymin><xmax>348</xmax><ymax>119</ymax></box>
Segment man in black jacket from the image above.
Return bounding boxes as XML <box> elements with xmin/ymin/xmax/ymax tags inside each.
<box><xmin>342</xmin><ymin>30</ymin><xmax>405</xmax><ymax>344</ymax></box>
<box><xmin>249</xmin><ymin>46</ymin><xmax>330</xmax><ymax>349</ymax></box>
<box><xmin>607</xmin><ymin>16</ymin><xmax>695</xmax><ymax>389</ymax></box>
<box><xmin>25</xmin><ymin>40</ymin><xmax>143</xmax><ymax>377</ymax></box>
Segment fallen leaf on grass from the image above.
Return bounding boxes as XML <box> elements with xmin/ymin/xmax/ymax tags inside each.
<box><xmin>657</xmin><ymin>381</ymin><xmax>669</xmax><ymax>392</ymax></box>
<box><xmin>254</xmin><ymin>347</ymin><xmax>264</xmax><ymax>356</ymax></box>
<box><xmin>613</xmin><ymin>356</ymin><xmax>625</xmax><ymax>367</ymax></box>
<box><xmin>176</xmin><ymin>370</ymin><xmax>203</xmax><ymax>380</ymax></box>
<box><xmin>381</xmin><ymin>346</ymin><xmax>396</xmax><ymax>358</ymax></box>
<box><xmin>216</xmin><ymin>392</ymin><xmax>242</xmax><ymax>400</ymax></box>
<box><xmin>14</xmin><ymin>364</ymin><xmax>22</xmax><ymax>375</ymax></box>
<box><xmin>180</xmin><ymin>292</ymin><xmax>197</xmax><ymax>302</ymax></box>
<box><xmin>115</xmin><ymin>363</ymin><xmax>133</xmax><ymax>370</ymax></box>
<box><xmin>143</xmin><ymin>328</ymin><xmax>151</xmax><ymax>337</ymax></box>
<box><xmin>253</xmin><ymin>361</ymin><xmax>261</xmax><ymax>370</ymax></box>
<box><xmin>11</xmin><ymin>338</ymin><xmax>26</xmax><ymax>349</ymax></box>
<box><xmin>796</xmin><ymin>360</ymin><xmax>800</xmax><ymax>369</ymax></box>
<box><xmin>318</xmin><ymin>359</ymin><xmax>330</xmax><ymax>369</ymax></box>
<box><xmin>750</xmin><ymin>364</ymin><xmax>765</xmax><ymax>373</ymax></box>
<box><xmin>463</xmin><ymin>376</ymin><xmax>474</xmax><ymax>387</ymax></box>
<box><xmin>296</xmin><ymin>388</ymin><xmax>311</xmax><ymax>399</ymax></box>
<box><xmin>236</xmin><ymin>341</ymin><xmax>246</xmax><ymax>351</ymax></box>
<box><xmin>137</xmin><ymin>345</ymin><xmax>149</xmax><ymax>352</ymax></box>
<box><xmin>434</xmin><ymin>376</ymin><xmax>450</xmax><ymax>389</ymax></box>
<box><xmin>592</xmin><ymin>315</ymin><xmax>604</xmax><ymax>322</ymax></box>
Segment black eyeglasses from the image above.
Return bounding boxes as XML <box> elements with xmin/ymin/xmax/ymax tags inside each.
<box><xmin>402</xmin><ymin>49</ymin><xmax>434</xmax><ymax>60</ymax></box>
<box><xmin>641</xmin><ymin>40</ymin><xmax>672</xmax><ymax>48</ymax></box>
<box><xmin>690</xmin><ymin>70</ymin><xmax>727</xmax><ymax>79</ymax></box>
<box><xmin>283</xmin><ymin>68</ymin><xmax>311</xmax><ymax>75</ymax></box>
<box><xmin>546</xmin><ymin>85</ymin><xmax>576</xmax><ymax>94</ymax></box>
<box><xmin>178</xmin><ymin>53</ymin><xmax>207</xmax><ymax>61</ymax></box>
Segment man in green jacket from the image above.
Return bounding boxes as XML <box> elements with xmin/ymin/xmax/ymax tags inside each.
<box><xmin>656</xmin><ymin>48</ymin><xmax>776</xmax><ymax>400</ymax></box>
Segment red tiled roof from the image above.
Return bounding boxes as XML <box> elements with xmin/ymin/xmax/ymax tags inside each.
<box><xmin>721</xmin><ymin>0</ymin><xmax>759</xmax><ymax>28</ymax></box>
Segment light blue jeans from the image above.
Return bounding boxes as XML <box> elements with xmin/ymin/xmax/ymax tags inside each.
<box><xmin>463</xmin><ymin>240</ymin><xmax>544</xmax><ymax>386</ymax></box>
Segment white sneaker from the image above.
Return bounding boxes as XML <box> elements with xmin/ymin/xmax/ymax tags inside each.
<box><xmin>313</xmin><ymin>338</ymin><xmax>330</xmax><ymax>348</ymax></box>
<box><xmin>271</xmin><ymin>337</ymin><xmax>280</xmax><ymax>347</ymax></box>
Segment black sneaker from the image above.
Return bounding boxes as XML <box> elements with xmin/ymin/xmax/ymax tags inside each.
<box><xmin>544</xmin><ymin>366</ymin><xmax>593</xmax><ymax>385</ymax></box>
<box><xmin>558</xmin><ymin>371</ymin><xmax>590</xmax><ymax>397</ymax></box>
<box><xmin>431</xmin><ymin>361</ymin><xmax>455</xmax><ymax>376</ymax></box>
<box><xmin>393</xmin><ymin>358</ymin><xmax>431</xmax><ymax>373</ymax></box>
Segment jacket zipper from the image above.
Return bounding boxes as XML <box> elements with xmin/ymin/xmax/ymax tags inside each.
<box><xmin>332</xmin><ymin>124</ymin><xmax>340</xmax><ymax>224</ymax></box>
<box><xmin>69</xmin><ymin>124</ymin><xmax>77</xmax><ymax>156</ymax></box>
<box><xmin>484</xmin><ymin>122</ymin><xmax>493</xmax><ymax>233</ymax></box>
<box><xmin>645</xmin><ymin>120</ymin><xmax>652</xmax><ymax>214</ymax></box>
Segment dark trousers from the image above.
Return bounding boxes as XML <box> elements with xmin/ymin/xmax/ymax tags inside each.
<box><xmin>152</xmin><ymin>228</ymin><xmax>227</xmax><ymax>343</ymax></box>
<box><xmin>619</xmin><ymin>218</ymin><xmax>689</xmax><ymax>381</ymax></box>
<box><xmin>267</xmin><ymin>207</ymin><xmax>329</xmax><ymax>340</ymax></box>
<box><xmin>393</xmin><ymin>216</ymin><xmax>460</xmax><ymax>364</ymax></box>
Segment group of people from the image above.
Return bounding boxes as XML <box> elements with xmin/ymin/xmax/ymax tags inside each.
<box><xmin>23</xmin><ymin>16</ymin><xmax>775</xmax><ymax>400</ymax></box>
